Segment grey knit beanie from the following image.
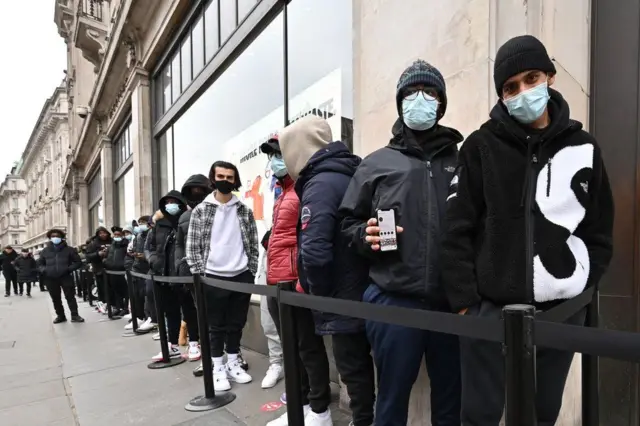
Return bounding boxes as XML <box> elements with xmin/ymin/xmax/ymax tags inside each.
<box><xmin>396</xmin><ymin>59</ymin><xmax>447</xmax><ymax>117</ymax></box>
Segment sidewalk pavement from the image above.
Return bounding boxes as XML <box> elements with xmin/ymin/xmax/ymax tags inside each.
<box><xmin>0</xmin><ymin>278</ymin><xmax>351</xmax><ymax>426</ymax></box>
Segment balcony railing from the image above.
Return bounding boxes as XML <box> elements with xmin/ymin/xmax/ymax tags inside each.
<box><xmin>81</xmin><ymin>0</ymin><xmax>103</xmax><ymax>21</ymax></box>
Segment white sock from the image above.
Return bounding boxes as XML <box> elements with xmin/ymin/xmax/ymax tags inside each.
<box><xmin>313</xmin><ymin>409</ymin><xmax>330</xmax><ymax>418</ymax></box>
<box><xmin>227</xmin><ymin>353</ymin><xmax>238</xmax><ymax>362</ymax></box>
<box><xmin>212</xmin><ymin>356</ymin><xmax>224</xmax><ymax>368</ymax></box>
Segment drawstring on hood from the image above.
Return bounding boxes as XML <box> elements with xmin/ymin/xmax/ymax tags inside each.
<box><xmin>280</xmin><ymin>115</ymin><xmax>333</xmax><ymax>181</ymax></box>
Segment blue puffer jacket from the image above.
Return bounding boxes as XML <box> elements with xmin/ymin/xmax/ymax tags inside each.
<box><xmin>295</xmin><ymin>142</ymin><xmax>369</xmax><ymax>335</ymax></box>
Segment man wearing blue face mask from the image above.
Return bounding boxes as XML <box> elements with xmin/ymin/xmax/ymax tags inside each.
<box><xmin>441</xmin><ymin>35</ymin><xmax>614</xmax><ymax>425</ymax></box>
<box><xmin>37</xmin><ymin>229</ymin><xmax>84</xmax><ymax>323</ymax></box>
<box><xmin>340</xmin><ymin>59</ymin><xmax>463</xmax><ymax>426</ymax></box>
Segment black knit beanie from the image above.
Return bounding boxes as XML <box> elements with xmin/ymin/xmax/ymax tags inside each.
<box><xmin>396</xmin><ymin>59</ymin><xmax>447</xmax><ymax>117</ymax></box>
<box><xmin>494</xmin><ymin>35</ymin><xmax>556</xmax><ymax>97</ymax></box>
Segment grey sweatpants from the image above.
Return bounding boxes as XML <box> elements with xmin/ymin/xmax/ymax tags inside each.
<box><xmin>261</xmin><ymin>294</ymin><xmax>283</xmax><ymax>365</ymax></box>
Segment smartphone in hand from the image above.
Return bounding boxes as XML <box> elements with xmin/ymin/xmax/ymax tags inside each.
<box><xmin>377</xmin><ymin>209</ymin><xmax>398</xmax><ymax>252</ymax></box>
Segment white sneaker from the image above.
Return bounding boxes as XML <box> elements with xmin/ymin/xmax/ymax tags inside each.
<box><xmin>187</xmin><ymin>342</ymin><xmax>201</xmax><ymax>361</ymax></box>
<box><xmin>138</xmin><ymin>318</ymin><xmax>157</xmax><ymax>332</ymax></box>
<box><xmin>124</xmin><ymin>319</ymin><xmax>145</xmax><ymax>330</ymax></box>
<box><xmin>151</xmin><ymin>344</ymin><xmax>181</xmax><ymax>362</ymax></box>
<box><xmin>305</xmin><ymin>408</ymin><xmax>333</xmax><ymax>426</ymax></box>
<box><xmin>226</xmin><ymin>359</ymin><xmax>252</xmax><ymax>384</ymax></box>
<box><xmin>266</xmin><ymin>405</ymin><xmax>311</xmax><ymax>426</ymax></box>
<box><xmin>152</xmin><ymin>332</ymin><xmax>161</xmax><ymax>341</ymax></box>
<box><xmin>123</xmin><ymin>312</ymin><xmax>132</xmax><ymax>320</ymax></box>
<box><xmin>213</xmin><ymin>364</ymin><xmax>231</xmax><ymax>391</ymax></box>
<box><xmin>261</xmin><ymin>363</ymin><xmax>284</xmax><ymax>389</ymax></box>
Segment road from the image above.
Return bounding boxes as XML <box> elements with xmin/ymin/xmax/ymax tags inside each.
<box><xmin>0</xmin><ymin>277</ymin><xmax>350</xmax><ymax>425</ymax></box>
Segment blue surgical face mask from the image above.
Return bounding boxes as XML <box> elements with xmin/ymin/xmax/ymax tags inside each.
<box><xmin>139</xmin><ymin>224</ymin><xmax>149</xmax><ymax>233</ymax></box>
<box><xmin>125</xmin><ymin>235</ymin><xmax>133</xmax><ymax>241</ymax></box>
<box><xmin>133</xmin><ymin>226</ymin><xmax>140</xmax><ymax>235</ymax></box>
<box><xmin>270</xmin><ymin>156</ymin><xmax>288</xmax><ymax>178</ymax></box>
<box><xmin>402</xmin><ymin>91</ymin><xmax>439</xmax><ymax>131</ymax></box>
<box><xmin>165</xmin><ymin>203</ymin><xmax>181</xmax><ymax>216</ymax></box>
<box><xmin>113</xmin><ymin>237</ymin><xmax>123</xmax><ymax>242</ymax></box>
<box><xmin>51</xmin><ymin>237</ymin><xmax>62</xmax><ymax>245</ymax></box>
<box><xmin>503</xmin><ymin>81</ymin><xmax>550</xmax><ymax>124</ymax></box>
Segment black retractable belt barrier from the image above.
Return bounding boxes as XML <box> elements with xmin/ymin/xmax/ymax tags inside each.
<box><xmin>503</xmin><ymin>305</ymin><xmax>537</xmax><ymax>426</ymax></box>
<box><xmin>278</xmin><ymin>282</ymin><xmax>305</xmax><ymax>426</ymax></box>
<box><xmin>148</xmin><ymin>275</ymin><xmax>186</xmax><ymax>370</ymax></box>
<box><xmin>582</xmin><ymin>290</ymin><xmax>599</xmax><ymax>426</ymax></box>
<box><xmin>185</xmin><ymin>274</ymin><xmax>236</xmax><ymax>412</ymax></box>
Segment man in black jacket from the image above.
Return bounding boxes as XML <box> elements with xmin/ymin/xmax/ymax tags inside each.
<box><xmin>104</xmin><ymin>226</ymin><xmax>130</xmax><ymax>316</ymax></box>
<box><xmin>441</xmin><ymin>35</ymin><xmax>614</xmax><ymax>425</ymax></box>
<box><xmin>14</xmin><ymin>249</ymin><xmax>38</xmax><ymax>297</ymax></box>
<box><xmin>85</xmin><ymin>227</ymin><xmax>112</xmax><ymax>311</ymax></box>
<box><xmin>340</xmin><ymin>60</ymin><xmax>462</xmax><ymax>426</ymax></box>
<box><xmin>37</xmin><ymin>229</ymin><xmax>84</xmax><ymax>323</ymax></box>
<box><xmin>1</xmin><ymin>246</ymin><xmax>18</xmax><ymax>297</ymax></box>
<box><xmin>131</xmin><ymin>216</ymin><xmax>155</xmax><ymax>332</ymax></box>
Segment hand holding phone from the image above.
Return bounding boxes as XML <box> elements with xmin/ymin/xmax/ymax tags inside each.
<box><xmin>364</xmin><ymin>210</ymin><xmax>404</xmax><ymax>251</ymax></box>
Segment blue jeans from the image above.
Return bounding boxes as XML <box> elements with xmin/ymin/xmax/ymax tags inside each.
<box><xmin>364</xmin><ymin>284</ymin><xmax>461</xmax><ymax>426</ymax></box>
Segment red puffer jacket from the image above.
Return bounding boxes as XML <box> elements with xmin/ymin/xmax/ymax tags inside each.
<box><xmin>267</xmin><ymin>177</ymin><xmax>299</xmax><ymax>284</ymax></box>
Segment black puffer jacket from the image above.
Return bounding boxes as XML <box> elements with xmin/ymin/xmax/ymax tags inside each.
<box><xmin>37</xmin><ymin>242</ymin><xmax>82</xmax><ymax>282</ymax></box>
<box><xmin>145</xmin><ymin>190</ymin><xmax>188</xmax><ymax>276</ymax></box>
<box><xmin>104</xmin><ymin>238</ymin><xmax>130</xmax><ymax>271</ymax></box>
<box><xmin>85</xmin><ymin>227</ymin><xmax>112</xmax><ymax>274</ymax></box>
<box><xmin>175</xmin><ymin>174</ymin><xmax>212</xmax><ymax>276</ymax></box>
<box><xmin>340</xmin><ymin>120</ymin><xmax>462</xmax><ymax>306</ymax></box>
<box><xmin>132</xmin><ymin>230</ymin><xmax>150</xmax><ymax>273</ymax></box>
<box><xmin>0</xmin><ymin>250</ymin><xmax>18</xmax><ymax>275</ymax></box>
<box><xmin>14</xmin><ymin>255</ymin><xmax>38</xmax><ymax>282</ymax></box>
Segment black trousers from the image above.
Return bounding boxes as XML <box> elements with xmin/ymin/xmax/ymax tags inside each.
<box><xmin>157</xmin><ymin>284</ymin><xmax>200</xmax><ymax>345</ymax></box>
<box><xmin>47</xmin><ymin>278</ymin><xmax>79</xmax><ymax>318</ymax></box>
<box><xmin>145</xmin><ymin>278</ymin><xmax>157</xmax><ymax>323</ymax></box>
<box><xmin>204</xmin><ymin>270</ymin><xmax>254</xmax><ymax>357</ymax></box>
<box><xmin>332</xmin><ymin>333</ymin><xmax>376</xmax><ymax>426</ymax></box>
<box><xmin>460</xmin><ymin>299</ymin><xmax>586</xmax><ymax>426</ymax></box>
<box><xmin>4</xmin><ymin>271</ymin><xmax>17</xmax><ymax>295</ymax></box>
<box><xmin>95</xmin><ymin>271</ymin><xmax>106</xmax><ymax>302</ymax></box>
<box><xmin>18</xmin><ymin>282</ymin><xmax>32</xmax><ymax>295</ymax></box>
<box><xmin>268</xmin><ymin>296</ymin><xmax>332</xmax><ymax>414</ymax></box>
<box><xmin>110</xmin><ymin>275</ymin><xmax>128</xmax><ymax>310</ymax></box>
<box><xmin>131</xmin><ymin>277</ymin><xmax>147</xmax><ymax>320</ymax></box>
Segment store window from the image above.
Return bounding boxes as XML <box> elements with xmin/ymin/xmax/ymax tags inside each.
<box><xmin>287</xmin><ymin>0</ymin><xmax>354</xmax><ymax>150</ymax></box>
<box><xmin>116</xmin><ymin>167</ymin><xmax>135</xmax><ymax>225</ymax></box>
<box><xmin>156</xmin><ymin>129</ymin><xmax>175</xmax><ymax>196</ymax></box>
<box><xmin>220</xmin><ymin>0</ymin><xmax>237</xmax><ymax>43</ymax></box>
<box><xmin>114</xmin><ymin>120</ymin><xmax>132</xmax><ymax>172</ymax></box>
<box><xmin>204</xmin><ymin>0</ymin><xmax>219</xmax><ymax>61</ymax></box>
<box><xmin>88</xmin><ymin>170</ymin><xmax>103</xmax><ymax>232</ymax></box>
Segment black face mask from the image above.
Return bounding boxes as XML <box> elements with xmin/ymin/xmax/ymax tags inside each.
<box><xmin>214</xmin><ymin>180</ymin><xmax>235</xmax><ymax>195</ymax></box>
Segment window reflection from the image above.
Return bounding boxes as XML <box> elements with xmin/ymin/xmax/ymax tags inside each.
<box><xmin>163</xmin><ymin>65</ymin><xmax>172</xmax><ymax>113</ymax></box>
<box><xmin>171</xmin><ymin>53</ymin><xmax>181</xmax><ymax>101</ymax></box>
<box><xmin>181</xmin><ymin>35</ymin><xmax>192</xmax><ymax>91</ymax></box>
<box><xmin>287</xmin><ymin>0</ymin><xmax>354</xmax><ymax>150</ymax></box>
<box><xmin>220</xmin><ymin>0</ymin><xmax>237</xmax><ymax>43</ymax></box>
<box><xmin>205</xmin><ymin>0</ymin><xmax>219</xmax><ymax>61</ymax></box>
<box><xmin>238</xmin><ymin>0</ymin><xmax>256</xmax><ymax>22</ymax></box>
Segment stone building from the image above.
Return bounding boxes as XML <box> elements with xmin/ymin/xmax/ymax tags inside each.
<box><xmin>0</xmin><ymin>166</ymin><xmax>27</xmax><ymax>249</ymax></box>
<box><xmin>52</xmin><ymin>0</ymin><xmax>640</xmax><ymax>423</ymax></box>
<box><xmin>19</xmin><ymin>86</ymin><xmax>70</xmax><ymax>251</ymax></box>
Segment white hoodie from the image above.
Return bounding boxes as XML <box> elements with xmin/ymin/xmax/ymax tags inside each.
<box><xmin>204</xmin><ymin>193</ymin><xmax>248</xmax><ymax>277</ymax></box>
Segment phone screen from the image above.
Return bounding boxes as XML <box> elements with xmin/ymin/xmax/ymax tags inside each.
<box><xmin>377</xmin><ymin>209</ymin><xmax>398</xmax><ymax>251</ymax></box>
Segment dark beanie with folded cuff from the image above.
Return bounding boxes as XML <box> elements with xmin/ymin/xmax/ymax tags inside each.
<box><xmin>493</xmin><ymin>35</ymin><xmax>556</xmax><ymax>97</ymax></box>
<box><xmin>396</xmin><ymin>59</ymin><xmax>448</xmax><ymax>117</ymax></box>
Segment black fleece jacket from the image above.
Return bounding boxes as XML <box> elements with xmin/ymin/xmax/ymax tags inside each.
<box><xmin>175</xmin><ymin>174</ymin><xmax>212</xmax><ymax>276</ymax></box>
<box><xmin>441</xmin><ymin>89</ymin><xmax>614</xmax><ymax>312</ymax></box>
<box><xmin>145</xmin><ymin>190</ymin><xmax>188</xmax><ymax>276</ymax></box>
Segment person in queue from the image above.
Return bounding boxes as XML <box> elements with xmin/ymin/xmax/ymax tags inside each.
<box><xmin>174</xmin><ymin>173</ymin><xmax>214</xmax><ymax>373</ymax></box>
<box><xmin>340</xmin><ymin>59</ymin><xmax>463</xmax><ymax>426</ymax></box>
<box><xmin>186</xmin><ymin>161</ymin><xmax>258</xmax><ymax>392</ymax></box>
<box><xmin>14</xmin><ymin>248</ymin><xmax>38</xmax><ymax>297</ymax></box>
<box><xmin>279</xmin><ymin>115</ymin><xmax>375</xmax><ymax>426</ymax></box>
<box><xmin>130</xmin><ymin>216</ymin><xmax>156</xmax><ymax>333</ymax></box>
<box><xmin>1</xmin><ymin>245</ymin><xmax>18</xmax><ymax>297</ymax></box>
<box><xmin>104</xmin><ymin>226</ymin><xmax>130</xmax><ymax>317</ymax></box>
<box><xmin>441</xmin><ymin>35</ymin><xmax>614</xmax><ymax>425</ymax></box>
<box><xmin>146</xmin><ymin>189</ymin><xmax>201</xmax><ymax>362</ymax></box>
<box><xmin>37</xmin><ymin>229</ymin><xmax>85</xmax><ymax>323</ymax></box>
<box><xmin>85</xmin><ymin>226</ymin><xmax>112</xmax><ymax>313</ymax></box>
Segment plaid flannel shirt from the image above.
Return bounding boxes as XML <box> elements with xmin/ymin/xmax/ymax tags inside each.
<box><xmin>185</xmin><ymin>200</ymin><xmax>259</xmax><ymax>276</ymax></box>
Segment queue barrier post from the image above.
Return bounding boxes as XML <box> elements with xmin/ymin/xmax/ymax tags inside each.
<box><xmin>87</xmin><ymin>270</ymin><xmax>95</xmax><ymax>306</ymax></box>
<box><xmin>582</xmin><ymin>291</ymin><xmax>600</xmax><ymax>426</ymax></box>
<box><xmin>185</xmin><ymin>274</ymin><xmax>236</xmax><ymax>411</ymax></box>
<box><xmin>279</xmin><ymin>281</ymin><xmax>305</xmax><ymax>426</ymax></box>
<box><xmin>504</xmin><ymin>305</ymin><xmax>537</xmax><ymax>426</ymax></box>
<box><xmin>148</xmin><ymin>275</ymin><xmax>185</xmax><ymax>369</ymax></box>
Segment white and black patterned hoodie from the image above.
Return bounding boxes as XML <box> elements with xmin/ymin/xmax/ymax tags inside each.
<box><xmin>442</xmin><ymin>88</ymin><xmax>614</xmax><ymax>312</ymax></box>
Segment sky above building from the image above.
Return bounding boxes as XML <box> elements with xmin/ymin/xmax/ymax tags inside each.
<box><xmin>0</xmin><ymin>0</ymin><xmax>67</xmax><ymax>180</ymax></box>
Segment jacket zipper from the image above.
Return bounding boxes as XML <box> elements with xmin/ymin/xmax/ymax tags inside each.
<box><xmin>425</xmin><ymin>160</ymin><xmax>433</xmax><ymax>293</ymax></box>
<box><xmin>546</xmin><ymin>158</ymin><xmax>552</xmax><ymax>197</ymax></box>
<box><xmin>55</xmin><ymin>251</ymin><xmax>59</xmax><ymax>275</ymax></box>
<box><xmin>525</xmin><ymin>150</ymin><xmax>538</xmax><ymax>303</ymax></box>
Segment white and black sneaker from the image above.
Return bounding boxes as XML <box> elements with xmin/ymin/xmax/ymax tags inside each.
<box><xmin>226</xmin><ymin>359</ymin><xmax>252</xmax><ymax>384</ymax></box>
<box><xmin>151</xmin><ymin>344</ymin><xmax>181</xmax><ymax>362</ymax></box>
<box><xmin>213</xmin><ymin>364</ymin><xmax>231</xmax><ymax>391</ymax></box>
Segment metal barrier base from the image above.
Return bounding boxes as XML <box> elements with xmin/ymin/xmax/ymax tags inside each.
<box><xmin>147</xmin><ymin>357</ymin><xmax>186</xmax><ymax>370</ymax></box>
<box><xmin>98</xmin><ymin>315</ymin><xmax>122</xmax><ymax>323</ymax></box>
<box><xmin>185</xmin><ymin>392</ymin><xmax>236</xmax><ymax>412</ymax></box>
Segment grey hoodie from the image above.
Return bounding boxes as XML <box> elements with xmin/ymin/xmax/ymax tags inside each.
<box><xmin>279</xmin><ymin>115</ymin><xmax>333</xmax><ymax>181</ymax></box>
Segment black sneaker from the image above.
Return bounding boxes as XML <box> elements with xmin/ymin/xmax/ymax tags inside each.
<box><xmin>71</xmin><ymin>315</ymin><xmax>85</xmax><ymax>323</ymax></box>
<box><xmin>27</xmin><ymin>294</ymin><xmax>31</xmax><ymax>298</ymax></box>
<box><xmin>53</xmin><ymin>316</ymin><xmax>67</xmax><ymax>324</ymax></box>
<box><xmin>193</xmin><ymin>364</ymin><xmax>204</xmax><ymax>377</ymax></box>
<box><xmin>4</xmin><ymin>294</ymin><xmax>8</xmax><ymax>297</ymax></box>
<box><xmin>19</xmin><ymin>293</ymin><xmax>23</xmax><ymax>296</ymax></box>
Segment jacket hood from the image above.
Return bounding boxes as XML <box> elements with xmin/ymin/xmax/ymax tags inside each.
<box><xmin>486</xmin><ymin>87</ymin><xmax>580</xmax><ymax>146</ymax></box>
<box><xmin>389</xmin><ymin>119</ymin><xmax>463</xmax><ymax>158</ymax></box>
<box><xmin>280</xmin><ymin>115</ymin><xmax>333</xmax><ymax>181</ymax></box>
<box><xmin>181</xmin><ymin>174</ymin><xmax>213</xmax><ymax>199</ymax></box>
<box><xmin>203</xmin><ymin>193</ymin><xmax>240</xmax><ymax>206</ymax></box>
<box><xmin>159</xmin><ymin>190</ymin><xmax>188</xmax><ymax>218</ymax></box>
<box><xmin>94</xmin><ymin>226</ymin><xmax>112</xmax><ymax>242</ymax></box>
<box><xmin>296</xmin><ymin>142</ymin><xmax>361</xmax><ymax>191</ymax></box>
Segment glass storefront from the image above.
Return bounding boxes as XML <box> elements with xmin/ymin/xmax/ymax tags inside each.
<box><xmin>116</xmin><ymin>167</ymin><xmax>135</xmax><ymax>226</ymax></box>
<box><xmin>88</xmin><ymin>169</ymin><xmax>103</xmax><ymax>233</ymax></box>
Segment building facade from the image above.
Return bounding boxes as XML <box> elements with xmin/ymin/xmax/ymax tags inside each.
<box><xmin>19</xmin><ymin>86</ymin><xmax>70</xmax><ymax>251</ymax></box>
<box><xmin>52</xmin><ymin>0</ymin><xmax>640</xmax><ymax>424</ymax></box>
<box><xmin>0</xmin><ymin>167</ymin><xmax>27</xmax><ymax>249</ymax></box>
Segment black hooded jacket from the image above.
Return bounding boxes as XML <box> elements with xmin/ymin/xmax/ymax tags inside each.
<box><xmin>145</xmin><ymin>190</ymin><xmax>188</xmax><ymax>276</ymax></box>
<box><xmin>0</xmin><ymin>249</ymin><xmax>18</xmax><ymax>275</ymax></box>
<box><xmin>175</xmin><ymin>175</ymin><xmax>212</xmax><ymax>276</ymax></box>
<box><xmin>85</xmin><ymin>227</ymin><xmax>112</xmax><ymax>274</ymax></box>
<box><xmin>340</xmin><ymin>121</ymin><xmax>462</xmax><ymax>305</ymax></box>
<box><xmin>441</xmin><ymin>89</ymin><xmax>614</xmax><ymax>312</ymax></box>
<box><xmin>14</xmin><ymin>254</ymin><xmax>38</xmax><ymax>282</ymax></box>
<box><xmin>104</xmin><ymin>237</ymin><xmax>130</xmax><ymax>271</ymax></box>
<box><xmin>37</xmin><ymin>242</ymin><xmax>83</xmax><ymax>282</ymax></box>
<box><xmin>132</xmin><ymin>229</ymin><xmax>150</xmax><ymax>273</ymax></box>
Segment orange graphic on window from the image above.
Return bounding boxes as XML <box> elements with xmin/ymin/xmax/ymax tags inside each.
<box><xmin>245</xmin><ymin>175</ymin><xmax>264</xmax><ymax>220</ymax></box>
